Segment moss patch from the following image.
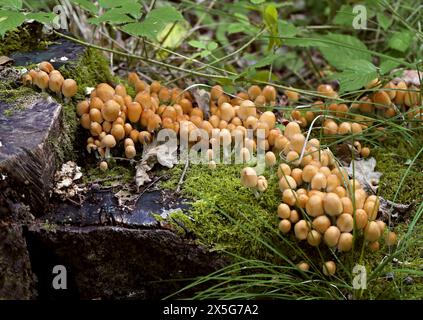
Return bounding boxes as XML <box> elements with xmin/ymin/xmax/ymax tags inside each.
<box><xmin>82</xmin><ymin>163</ymin><xmax>135</xmax><ymax>186</ymax></box>
<box><xmin>373</xmin><ymin>137</ymin><xmax>423</xmax><ymax>204</ymax></box>
<box><xmin>0</xmin><ymin>24</ymin><xmax>50</xmax><ymax>56</ymax></box>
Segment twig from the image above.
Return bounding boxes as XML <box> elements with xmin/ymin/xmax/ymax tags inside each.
<box><xmin>138</xmin><ymin>175</ymin><xmax>163</xmax><ymax>197</ymax></box>
<box><xmin>176</xmin><ymin>158</ymin><xmax>190</xmax><ymax>193</ymax></box>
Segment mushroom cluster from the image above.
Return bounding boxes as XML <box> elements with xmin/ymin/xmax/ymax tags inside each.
<box><xmin>22</xmin><ymin>61</ymin><xmax>78</xmax><ymax>102</ymax></box>
<box><xmin>287</xmin><ymin>79</ymin><xmax>422</xmax><ymax>128</ymax></box>
<box><xmin>240</xmin><ymin>121</ymin><xmax>397</xmax><ymax>275</ymax></box>
<box><xmin>76</xmin><ymin>74</ymin><xmax>284</xmax><ymax>170</ymax></box>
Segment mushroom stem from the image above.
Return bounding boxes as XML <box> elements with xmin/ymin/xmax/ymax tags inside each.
<box><xmin>252</xmin><ymin>188</ymin><xmax>261</xmax><ymax>199</ymax></box>
<box><xmin>64</xmin><ymin>97</ymin><xmax>70</xmax><ymax>104</ymax></box>
<box><xmin>105</xmin><ymin>147</ymin><xmax>111</xmax><ymax>159</ymax></box>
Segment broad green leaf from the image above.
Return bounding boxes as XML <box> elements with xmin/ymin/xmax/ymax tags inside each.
<box><xmin>388</xmin><ymin>30</ymin><xmax>412</xmax><ymax>52</ymax></box>
<box><xmin>122</xmin><ymin>6</ymin><xmax>184</xmax><ymax>40</ymax></box>
<box><xmin>376</xmin><ymin>12</ymin><xmax>391</xmax><ymax>31</ymax></box>
<box><xmin>0</xmin><ymin>10</ymin><xmax>25</xmax><ymax>37</ymax></box>
<box><xmin>380</xmin><ymin>58</ymin><xmax>400</xmax><ymax>75</ymax></box>
<box><xmin>278</xmin><ymin>20</ymin><xmax>298</xmax><ymax>38</ymax></box>
<box><xmin>251</xmin><ymin>53</ymin><xmax>278</xmax><ymax>69</ymax></box>
<box><xmin>263</xmin><ymin>3</ymin><xmax>280</xmax><ymax>49</ymax></box>
<box><xmin>26</xmin><ymin>12</ymin><xmax>56</xmax><ymax>24</ymax></box>
<box><xmin>249</xmin><ymin>69</ymin><xmax>279</xmax><ymax>82</ymax></box>
<box><xmin>274</xmin><ymin>51</ymin><xmax>304</xmax><ymax>73</ymax></box>
<box><xmin>98</xmin><ymin>0</ymin><xmax>137</xmax><ymax>9</ymax></box>
<box><xmin>227</xmin><ymin>22</ymin><xmax>245</xmax><ymax>34</ymax></box>
<box><xmin>250</xmin><ymin>0</ymin><xmax>265</xmax><ymax>4</ymax></box>
<box><xmin>157</xmin><ymin>21</ymin><xmax>188</xmax><ymax>48</ymax></box>
<box><xmin>333</xmin><ymin>59</ymin><xmax>377</xmax><ymax>93</ymax></box>
<box><xmin>207</xmin><ymin>41</ymin><xmax>218</xmax><ymax>51</ymax></box>
<box><xmin>188</xmin><ymin>40</ymin><xmax>206</xmax><ymax>49</ymax></box>
<box><xmin>333</xmin><ymin>5</ymin><xmax>354</xmax><ymax>26</ymax></box>
<box><xmin>234</xmin><ymin>12</ymin><xmax>249</xmax><ymax>23</ymax></box>
<box><xmin>0</xmin><ymin>0</ymin><xmax>22</xmax><ymax>10</ymax></box>
<box><xmin>71</xmin><ymin>0</ymin><xmax>98</xmax><ymax>14</ymax></box>
<box><xmin>319</xmin><ymin>33</ymin><xmax>371</xmax><ymax>70</ymax></box>
<box><xmin>89</xmin><ymin>8</ymin><xmax>136</xmax><ymax>25</ymax></box>
<box><xmin>97</xmin><ymin>0</ymin><xmax>141</xmax><ymax>18</ymax></box>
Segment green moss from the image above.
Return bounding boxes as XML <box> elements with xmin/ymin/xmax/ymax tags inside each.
<box><xmin>164</xmin><ymin>162</ymin><xmax>312</xmax><ymax>262</ymax></box>
<box><xmin>82</xmin><ymin>163</ymin><xmax>135</xmax><ymax>186</ymax></box>
<box><xmin>373</xmin><ymin>138</ymin><xmax>423</xmax><ymax>204</ymax></box>
<box><xmin>0</xmin><ymin>86</ymin><xmax>39</xmax><ymax>116</ymax></box>
<box><xmin>52</xmin><ymin>48</ymin><xmax>115</xmax><ymax>161</ymax></box>
<box><xmin>0</xmin><ymin>25</ymin><xmax>50</xmax><ymax>56</ymax></box>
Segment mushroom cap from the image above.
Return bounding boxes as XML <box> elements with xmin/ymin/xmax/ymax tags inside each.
<box><xmin>240</xmin><ymin>167</ymin><xmax>258</xmax><ymax>188</ymax></box>
<box><xmin>297</xmin><ymin>262</ymin><xmax>310</xmax><ymax>272</ymax></box>
<box><xmin>262</xmin><ymin>85</ymin><xmax>277</xmax><ymax>102</ymax></box>
<box><xmin>386</xmin><ymin>231</ymin><xmax>397</xmax><ymax>246</ymax></box>
<box><xmin>99</xmin><ymin>161</ymin><xmax>108</xmax><ymax>171</ymax></box>
<box><xmin>277</xmin><ymin>203</ymin><xmax>291</xmax><ymax>219</ymax></box>
<box><xmin>306</xmin><ymin>194</ymin><xmax>324</xmax><ymax>217</ymax></box>
<box><xmin>323</xmin><ymin>192</ymin><xmax>343</xmax><ymax>216</ymax></box>
<box><xmin>96</xmin><ymin>83</ymin><xmax>115</xmax><ymax>102</ymax></box>
<box><xmin>279</xmin><ymin>175</ymin><xmax>297</xmax><ymax>191</ymax></box>
<box><xmin>324</xmin><ymin>226</ymin><xmax>341</xmax><ymax>247</ymax></box>
<box><xmin>338</xmin><ymin>232</ymin><xmax>353</xmax><ymax>252</ymax></box>
<box><xmin>38</xmin><ymin>61</ymin><xmax>54</xmax><ymax>74</ymax></box>
<box><xmin>284</xmin><ymin>122</ymin><xmax>301</xmax><ymax>140</ymax></box>
<box><xmin>336</xmin><ymin>213</ymin><xmax>354</xmax><ymax>232</ymax></box>
<box><xmin>259</xmin><ymin>111</ymin><xmax>276</xmax><ymax>129</ymax></box>
<box><xmin>220</xmin><ymin>102</ymin><xmax>235</xmax><ymax>122</ymax></box>
<box><xmin>101</xmin><ymin>134</ymin><xmax>117</xmax><ymax>148</ymax></box>
<box><xmin>238</xmin><ymin>100</ymin><xmax>256</xmax><ymax>121</ymax></box>
<box><xmin>34</xmin><ymin>70</ymin><xmax>49</xmax><ymax>89</ymax></box>
<box><xmin>125</xmin><ymin>145</ymin><xmax>136</xmax><ymax>159</ymax></box>
<box><xmin>294</xmin><ymin>219</ymin><xmax>310</xmax><ymax>240</ymax></box>
<box><xmin>312</xmin><ymin>215</ymin><xmax>331</xmax><ymax>234</ymax></box>
<box><xmin>290</xmin><ymin>133</ymin><xmax>305</xmax><ymax>154</ymax></box>
<box><xmin>307</xmin><ymin>229</ymin><xmax>322</xmax><ymax>246</ymax></box>
<box><xmin>102</xmin><ymin>100</ymin><xmax>121</xmax><ymax>122</ymax></box>
<box><xmin>265</xmin><ymin>151</ymin><xmax>277</xmax><ymax>167</ymax></box>
<box><xmin>62</xmin><ymin>79</ymin><xmax>78</xmax><ymax>98</ymax></box>
<box><xmin>127</xmin><ymin>102</ymin><xmax>142</xmax><ymax>123</ymax></box>
<box><xmin>323</xmin><ymin>261</ymin><xmax>336</xmax><ymax>276</ymax></box>
<box><xmin>364</xmin><ymin>221</ymin><xmax>381</xmax><ymax>242</ymax></box>
<box><xmin>278</xmin><ymin>219</ymin><xmax>291</xmax><ymax>234</ymax></box>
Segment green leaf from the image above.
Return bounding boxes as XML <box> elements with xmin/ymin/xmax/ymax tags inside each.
<box><xmin>380</xmin><ymin>58</ymin><xmax>400</xmax><ymax>75</ymax></box>
<box><xmin>89</xmin><ymin>8</ymin><xmax>136</xmax><ymax>25</ymax></box>
<box><xmin>26</xmin><ymin>12</ymin><xmax>56</xmax><ymax>24</ymax></box>
<box><xmin>388</xmin><ymin>30</ymin><xmax>412</xmax><ymax>52</ymax></box>
<box><xmin>71</xmin><ymin>0</ymin><xmax>98</xmax><ymax>14</ymax></box>
<box><xmin>207</xmin><ymin>41</ymin><xmax>218</xmax><ymax>51</ymax></box>
<box><xmin>333</xmin><ymin>5</ymin><xmax>354</xmax><ymax>26</ymax></box>
<box><xmin>188</xmin><ymin>40</ymin><xmax>206</xmax><ymax>49</ymax></box>
<box><xmin>227</xmin><ymin>22</ymin><xmax>245</xmax><ymax>34</ymax></box>
<box><xmin>319</xmin><ymin>33</ymin><xmax>371</xmax><ymax>70</ymax></box>
<box><xmin>157</xmin><ymin>21</ymin><xmax>188</xmax><ymax>48</ymax></box>
<box><xmin>122</xmin><ymin>6</ymin><xmax>184</xmax><ymax>40</ymax></box>
<box><xmin>97</xmin><ymin>0</ymin><xmax>141</xmax><ymax>18</ymax></box>
<box><xmin>277</xmin><ymin>20</ymin><xmax>298</xmax><ymax>38</ymax></box>
<box><xmin>333</xmin><ymin>59</ymin><xmax>378</xmax><ymax>93</ymax></box>
<box><xmin>250</xmin><ymin>0</ymin><xmax>265</xmax><ymax>4</ymax></box>
<box><xmin>263</xmin><ymin>4</ymin><xmax>281</xmax><ymax>49</ymax></box>
<box><xmin>376</xmin><ymin>13</ymin><xmax>391</xmax><ymax>31</ymax></box>
<box><xmin>251</xmin><ymin>53</ymin><xmax>278</xmax><ymax>69</ymax></box>
<box><xmin>0</xmin><ymin>10</ymin><xmax>25</xmax><ymax>37</ymax></box>
<box><xmin>0</xmin><ymin>0</ymin><xmax>22</xmax><ymax>10</ymax></box>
